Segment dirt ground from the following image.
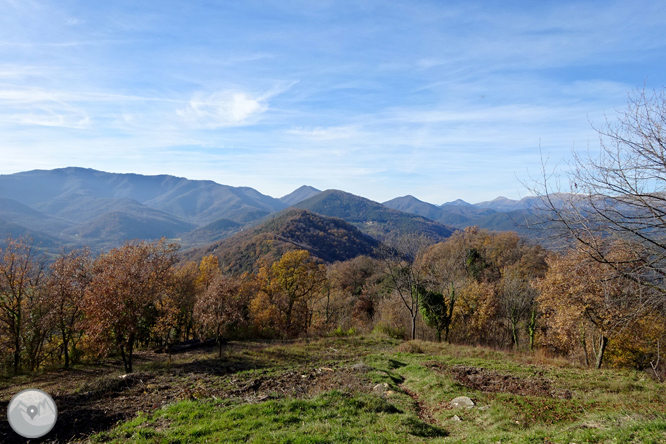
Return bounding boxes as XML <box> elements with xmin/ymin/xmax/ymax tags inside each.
<box><xmin>0</xmin><ymin>339</ymin><xmax>380</xmax><ymax>443</ymax></box>
<box><xmin>426</xmin><ymin>361</ymin><xmax>572</xmax><ymax>399</ymax></box>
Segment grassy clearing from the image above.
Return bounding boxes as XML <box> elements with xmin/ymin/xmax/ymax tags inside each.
<box><xmin>4</xmin><ymin>336</ymin><xmax>664</xmax><ymax>443</ymax></box>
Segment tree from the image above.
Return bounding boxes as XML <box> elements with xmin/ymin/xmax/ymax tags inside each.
<box><xmin>533</xmin><ymin>88</ymin><xmax>666</xmax><ymax>309</ymax></box>
<box><xmin>82</xmin><ymin>239</ymin><xmax>178</xmax><ymax>373</ymax></box>
<box><xmin>498</xmin><ymin>267</ymin><xmax>537</xmax><ymax>349</ymax></box>
<box><xmin>251</xmin><ymin>250</ymin><xmax>327</xmax><ymax>337</ymax></box>
<box><xmin>44</xmin><ymin>247</ymin><xmax>92</xmax><ymax>368</ymax></box>
<box><xmin>194</xmin><ymin>274</ymin><xmax>246</xmax><ymax>357</ymax></box>
<box><xmin>418</xmin><ymin>284</ymin><xmax>455</xmax><ymax>342</ymax></box>
<box><xmin>379</xmin><ymin>236</ymin><xmax>432</xmax><ymax>340</ymax></box>
<box><xmin>0</xmin><ymin>237</ymin><xmax>44</xmax><ymax>374</ymax></box>
<box><xmin>536</xmin><ymin>246</ymin><xmax>639</xmax><ymax>368</ymax></box>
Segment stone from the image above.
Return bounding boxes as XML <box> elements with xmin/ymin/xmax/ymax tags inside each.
<box><xmin>352</xmin><ymin>362</ymin><xmax>372</xmax><ymax>372</ymax></box>
<box><xmin>451</xmin><ymin>415</ymin><xmax>462</xmax><ymax>421</ymax></box>
<box><xmin>373</xmin><ymin>383</ymin><xmax>389</xmax><ymax>394</ymax></box>
<box><xmin>449</xmin><ymin>396</ymin><xmax>475</xmax><ymax>409</ymax></box>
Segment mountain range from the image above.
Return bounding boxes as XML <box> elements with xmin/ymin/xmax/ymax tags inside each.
<box><xmin>0</xmin><ymin>167</ymin><xmax>550</xmax><ymax>264</ymax></box>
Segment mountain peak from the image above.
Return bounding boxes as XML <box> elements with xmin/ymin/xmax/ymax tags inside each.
<box><xmin>280</xmin><ymin>185</ymin><xmax>321</xmax><ymax>205</ymax></box>
<box><xmin>441</xmin><ymin>199</ymin><xmax>472</xmax><ymax>207</ymax></box>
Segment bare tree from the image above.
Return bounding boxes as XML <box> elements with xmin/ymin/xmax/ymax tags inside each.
<box><xmin>379</xmin><ymin>235</ymin><xmax>431</xmax><ymax>340</ymax></box>
<box><xmin>532</xmin><ymin>87</ymin><xmax>666</xmax><ymax>312</ymax></box>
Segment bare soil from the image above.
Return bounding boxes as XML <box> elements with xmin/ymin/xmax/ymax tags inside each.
<box><xmin>0</xmin><ymin>339</ymin><xmax>383</xmax><ymax>443</ymax></box>
<box><xmin>426</xmin><ymin>361</ymin><xmax>572</xmax><ymax>399</ymax></box>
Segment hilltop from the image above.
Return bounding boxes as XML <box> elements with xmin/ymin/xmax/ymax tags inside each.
<box><xmin>184</xmin><ymin>208</ymin><xmax>381</xmax><ymax>274</ymax></box>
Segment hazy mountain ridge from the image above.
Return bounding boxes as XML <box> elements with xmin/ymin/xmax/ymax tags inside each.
<box><xmin>0</xmin><ymin>167</ymin><xmax>553</xmax><ymax>256</ymax></box>
<box><xmin>294</xmin><ymin>190</ymin><xmax>456</xmax><ymax>243</ymax></box>
<box><xmin>0</xmin><ymin>168</ymin><xmax>287</xmax><ymax>251</ymax></box>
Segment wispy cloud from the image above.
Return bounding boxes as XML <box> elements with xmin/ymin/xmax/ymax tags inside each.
<box><xmin>0</xmin><ymin>1</ymin><xmax>664</xmax><ymax>203</ymax></box>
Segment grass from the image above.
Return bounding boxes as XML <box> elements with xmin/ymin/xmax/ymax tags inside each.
<box><xmin>5</xmin><ymin>336</ymin><xmax>665</xmax><ymax>443</ymax></box>
<box><xmin>91</xmin><ymin>391</ymin><xmax>446</xmax><ymax>443</ymax></box>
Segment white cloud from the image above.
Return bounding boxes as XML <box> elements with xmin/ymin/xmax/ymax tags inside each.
<box><xmin>287</xmin><ymin>125</ymin><xmax>359</xmax><ymax>141</ymax></box>
<box><xmin>177</xmin><ymin>90</ymin><xmax>267</xmax><ymax>129</ymax></box>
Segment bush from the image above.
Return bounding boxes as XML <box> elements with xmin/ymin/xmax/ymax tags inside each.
<box><xmin>331</xmin><ymin>326</ymin><xmax>357</xmax><ymax>337</ymax></box>
<box><xmin>373</xmin><ymin>324</ymin><xmax>406</xmax><ymax>340</ymax></box>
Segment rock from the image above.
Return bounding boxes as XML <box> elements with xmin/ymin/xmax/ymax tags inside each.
<box><xmin>451</xmin><ymin>415</ymin><xmax>462</xmax><ymax>421</ymax></box>
<box><xmin>373</xmin><ymin>383</ymin><xmax>389</xmax><ymax>395</ymax></box>
<box><xmin>352</xmin><ymin>362</ymin><xmax>372</xmax><ymax>372</ymax></box>
<box><xmin>449</xmin><ymin>396</ymin><xmax>475</xmax><ymax>409</ymax></box>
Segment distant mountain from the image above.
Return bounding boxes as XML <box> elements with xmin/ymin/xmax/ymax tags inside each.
<box><xmin>441</xmin><ymin>199</ymin><xmax>472</xmax><ymax>207</ymax></box>
<box><xmin>184</xmin><ymin>209</ymin><xmax>381</xmax><ymax>274</ymax></box>
<box><xmin>181</xmin><ymin>218</ymin><xmax>242</xmax><ymax>247</ymax></box>
<box><xmin>0</xmin><ymin>219</ymin><xmax>61</xmax><ymax>249</ymax></box>
<box><xmin>0</xmin><ymin>197</ymin><xmax>73</xmax><ymax>234</ymax></box>
<box><xmin>293</xmin><ymin>190</ymin><xmax>455</xmax><ymax>243</ymax></box>
<box><xmin>0</xmin><ymin>167</ymin><xmax>562</xmax><ymax>255</ymax></box>
<box><xmin>473</xmin><ymin>195</ymin><xmax>555</xmax><ymax>212</ymax></box>
<box><xmin>280</xmin><ymin>185</ymin><xmax>321</xmax><ymax>205</ymax></box>
<box><xmin>382</xmin><ymin>194</ymin><xmax>551</xmax><ymax>241</ymax></box>
<box><xmin>382</xmin><ymin>195</ymin><xmax>444</xmax><ymax>221</ymax></box>
<box><xmin>0</xmin><ymin>167</ymin><xmax>286</xmax><ymax>226</ymax></box>
<box><xmin>63</xmin><ymin>208</ymin><xmax>196</xmax><ymax>244</ymax></box>
<box><xmin>0</xmin><ymin>167</ymin><xmax>287</xmax><ymax>251</ymax></box>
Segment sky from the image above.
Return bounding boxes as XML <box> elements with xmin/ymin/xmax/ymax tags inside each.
<box><xmin>0</xmin><ymin>0</ymin><xmax>665</xmax><ymax>205</ymax></box>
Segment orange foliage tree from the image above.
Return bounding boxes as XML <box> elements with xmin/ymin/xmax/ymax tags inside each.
<box><xmin>44</xmin><ymin>247</ymin><xmax>92</xmax><ymax>368</ymax></box>
<box><xmin>194</xmin><ymin>273</ymin><xmax>250</xmax><ymax>356</ymax></box>
<box><xmin>537</xmin><ymin>244</ymin><xmax>641</xmax><ymax>369</ymax></box>
<box><xmin>82</xmin><ymin>239</ymin><xmax>178</xmax><ymax>373</ymax></box>
<box><xmin>251</xmin><ymin>250</ymin><xmax>327</xmax><ymax>337</ymax></box>
<box><xmin>0</xmin><ymin>237</ymin><xmax>44</xmax><ymax>374</ymax></box>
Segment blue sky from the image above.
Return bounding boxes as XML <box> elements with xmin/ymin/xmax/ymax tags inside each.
<box><xmin>1</xmin><ymin>0</ymin><xmax>665</xmax><ymax>204</ymax></box>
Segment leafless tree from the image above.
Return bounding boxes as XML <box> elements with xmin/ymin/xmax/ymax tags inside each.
<box><xmin>531</xmin><ymin>87</ymin><xmax>666</xmax><ymax>313</ymax></box>
<box><xmin>378</xmin><ymin>235</ymin><xmax>432</xmax><ymax>340</ymax></box>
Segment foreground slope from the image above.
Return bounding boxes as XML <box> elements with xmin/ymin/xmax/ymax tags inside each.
<box><xmin>4</xmin><ymin>337</ymin><xmax>659</xmax><ymax>443</ymax></box>
<box><xmin>184</xmin><ymin>208</ymin><xmax>381</xmax><ymax>273</ymax></box>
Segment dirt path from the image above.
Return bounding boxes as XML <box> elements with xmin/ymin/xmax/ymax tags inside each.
<box><xmin>399</xmin><ymin>383</ymin><xmax>438</xmax><ymax>425</ymax></box>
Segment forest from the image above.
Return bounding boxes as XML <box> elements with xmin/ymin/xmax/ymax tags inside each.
<box><xmin>0</xmin><ymin>224</ymin><xmax>662</xmax><ymax>380</ymax></box>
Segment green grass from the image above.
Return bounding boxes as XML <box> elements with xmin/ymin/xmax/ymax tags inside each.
<box><xmin>91</xmin><ymin>391</ymin><xmax>446</xmax><ymax>443</ymax></box>
<box><xmin>88</xmin><ymin>337</ymin><xmax>666</xmax><ymax>443</ymax></box>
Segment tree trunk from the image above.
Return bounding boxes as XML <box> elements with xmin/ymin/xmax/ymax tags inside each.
<box><xmin>527</xmin><ymin>309</ymin><xmax>537</xmax><ymax>350</ymax></box>
<box><xmin>511</xmin><ymin>320</ymin><xmax>519</xmax><ymax>348</ymax></box>
<box><xmin>411</xmin><ymin>314</ymin><xmax>417</xmax><ymax>340</ymax></box>
<box><xmin>14</xmin><ymin>334</ymin><xmax>21</xmax><ymax>374</ymax></box>
<box><xmin>595</xmin><ymin>335</ymin><xmax>608</xmax><ymax>369</ymax></box>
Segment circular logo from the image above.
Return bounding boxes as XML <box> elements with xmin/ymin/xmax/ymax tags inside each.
<box><xmin>7</xmin><ymin>389</ymin><xmax>58</xmax><ymax>438</ymax></box>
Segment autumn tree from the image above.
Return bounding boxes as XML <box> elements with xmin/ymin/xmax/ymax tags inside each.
<box><xmin>537</xmin><ymin>245</ymin><xmax>640</xmax><ymax>368</ymax></box>
<box><xmin>326</xmin><ymin>256</ymin><xmax>383</xmax><ymax>331</ymax></box>
<box><xmin>251</xmin><ymin>250</ymin><xmax>327</xmax><ymax>337</ymax></box>
<box><xmin>416</xmin><ymin>228</ymin><xmax>547</xmax><ymax>347</ymax></box>
<box><xmin>0</xmin><ymin>237</ymin><xmax>44</xmax><ymax>374</ymax></box>
<box><xmin>82</xmin><ymin>239</ymin><xmax>178</xmax><ymax>373</ymax></box>
<box><xmin>44</xmin><ymin>247</ymin><xmax>92</xmax><ymax>368</ymax></box>
<box><xmin>194</xmin><ymin>274</ymin><xmax>247</xmax><ymax>356</ymax></box>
